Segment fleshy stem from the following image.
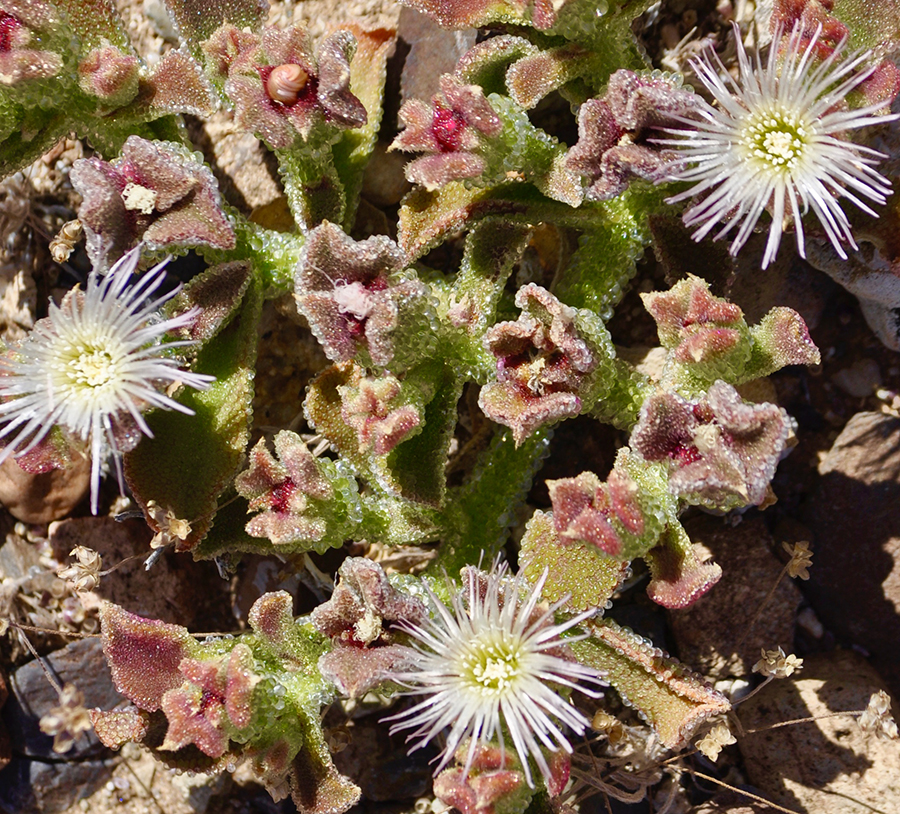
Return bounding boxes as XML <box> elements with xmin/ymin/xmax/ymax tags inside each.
<box><xmin>430</xmin><ymin>427</ymin><xmax>552</xmax><ymax>575</ymax></box>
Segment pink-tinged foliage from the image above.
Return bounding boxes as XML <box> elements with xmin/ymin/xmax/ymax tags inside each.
<box><xmin>289</xmin><ymin>741</ymin><xmax>362</xmax><ymax>814</ymax></box>
<box><xmin>753</xmin><ymin>306</ymin><xmax>821</xmax><ymax>370</ymax></box>
<box><xmin>9</xmin><ymin>427</ymin><xmax>76</xmax><ymax>475</ymax></box>
<box><xmin>168</xmin><ymin>261</ymin><xmax>252</xmax><ymax>345</ymax></box>
<box><xmin>71</xmin><ymin>136</ymin><xmax>235</xmax><ymax>272</ymax></box>
<box><xmin>630</xmin><ymin>382</ymin><xmax>790</xmax><ymax>510</ymax></box>
<box><xmin>566</xmin><ymin>71</ymin><xmax>701</xmax><ymax>201</ymax></box>
<box><xmin>433</xmin><ymin>742</ymin><xmax>529</xmax><ymax>814</ymax></box>
<box><xmin>235</xmin><ymin>431</ymin><xmax>333</xmax><ymax>546</ymax></box>
<box><xmin>339</xmin><ymin>374</ymin><xmax>421</xmax><ymax>456</ymax></box>
<box><xmin>642</xmin><ymin>275</ymin><xmax>744</xmax><ymax>368</ymax></box>
<box><xmin>159</xmin><ymin>644</ymin><xmax>259</xmax><ymax>757</ymax></box>
<box><xmin>547</xmin><ymin>467</ymin><xmax>644</xmax><ymax>557</ymax></box>
<box><xmin>247</xmin><ymin>591</ymin><xmax>305</xmax><ymax>658</ymax></box>
<box><xmin>645</xmin><ymin>524</ymin><xmax>722</xmax><ymax>609</ymax></box>
<box><xmin>312</xmin><ymin>557</ymin><xmax>428</xmax><ymax>642</ymax></box>
<box><xmin>395</xmin><ymin>0</ymin><xmax>573</xmax><ymax>30</ymax></box>
<box><xmin>89</xmin><ymin>707</ymin><xmax>150</xmax><ymax>749</ymax></box>
<box><xmin>392</xmin><ymin>74</ymin><xmax>502</xmax><ymax>190</ymax></box>
<box><xmin>479</xmin><ymin>284</ymin><xmax>596</xmax><ymax>445</ymax></box>
<box><xmin>202</xmin><ymin>23</ymin><xmax>367</xmax><ymax>149</ymax></box>
<box><xmin>318</xmin><ymin>643</ymin><xmax>420</xmax><ymax>698</ymax></box>
<box><xmin>77</xmin><ymin>44</ymin><xmax>140</xmax><ymax>106</ymax></box>
<box><xmin>160</xmin><ymin>660</ymin><xmax>230</xmax><ymax>757</ymax></box>
<box><xmin>312</xmin><ymin>557</ymin><xmax>428</xmax><ymax>698</ymax></box>
<box><xmin>0</xmin><ymin>1</ymin><xmax>62</xmax><ymax>86</ymax></box>
<box><xmin>772</xmin><ymin>0</ymin><xmax>900</xmax><ymax>108</ymax></box>
<box><xmin>295</xmin><ymin>222</ymin><xmax>425</xmax><ymax>367</ymax></box>
<box><xmin>99</xmin><ymin>603</ymin><xmax>196</xmax><ymax>712</ymax></box>
<box><xmin>138</xmin><ymin>49</ymin><xmax>219</xmax><ymax>117</ymax></box>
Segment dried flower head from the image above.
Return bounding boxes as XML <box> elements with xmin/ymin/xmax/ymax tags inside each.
<box><xmin>783</xmin><ymin>540</ymin><xmax>813</xmax><ymax>580</ymax></box>
<box><xmin>858</xmin><ymin>690</ymin><xmax>899</xmax><ymax>740</ymax></box>
<box><xmin>658</xmin><ymin>23</ymin><xmax>899</xmax><ymax>268</ymax></box>
<box><xmin>695</xmin><ymin>720</ymin><xmax>737</xmax><ymax>762</ymax></box>
<box><xmin>752</xmin><ymin>646</ymin><xmax>803</xmax><ymax>679</ymax></box>
<box><xmin>0</xmin><ymin>249</ymin><xmax>214</xmax><ymax>513</ymax></box>
<box><xmin>387</xmin><ymin>563</ymin><xmax>603</xmax><ymax>788</ymax></box>
<box><xmin>146</xmin><ymin>500</ymin><xmax>193</xmax><ymax>550</ymax></box>
<box><xmin>58</xmin><ymin>545</ymin><xmax>102</xmax><ymax>592</ymax></box>
<box><xmin>39</xmin><ymin>683</ymin><xmax>93</xmax><ymax>753</ymax></box>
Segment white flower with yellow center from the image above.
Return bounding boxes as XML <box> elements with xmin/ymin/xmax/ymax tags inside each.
<box><xmin>0</xmin><ymin>248</ymin><xmax>214</xmax><ymax>512</ymax></box>
<box><xmin>659</xmin><ymin>23</ymin><xmax>899</xmax><ymax>268</ymax></box>
<box><xmin>387</xmin><ymin>563</ymin><xmax>603</xmax><ymax>788</ymax></box>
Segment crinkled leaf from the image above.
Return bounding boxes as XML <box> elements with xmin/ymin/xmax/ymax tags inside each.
<box><xmin>162</xmin><ymin>0</ymin><xmax>268</xmax><ymax>59</ymax></box>
<box><xmin>385</xmin><ymin>363</ymin><xmax>459</xmax><ymax>506</ymax></box>
<box><xmin>125</xmin><ymin>277</ymin><xmax>261</xmax><ymax>551</ymax></box>
<box><xmin>331</xmin><ymin>25</ymin><xmax>396</xmax><ymax>231</ymax></box>
<box><xmin>519</xmin><ymin>510</ymin><xmax>628</xmax><ymax>611</ymax></box>
<box><xmin>99</xmin><ymin>603</ymin><xmax>197</xmax><ymax>712</ymax></box>
<box><xmin>570</xmin><ymin>617</ymin><xmax>730</xmax><ymax>748</ymax></box>
<box><xmin>168</xmin><ymin>261</ymin><xmax>252</xmax><ymax>346</ymax></box>
<box><xmin>54</xmin><ymin>0</ymin><xmax>133</xmax><ymax>50</ymax></box>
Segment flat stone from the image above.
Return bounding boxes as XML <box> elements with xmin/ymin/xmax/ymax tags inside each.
<box><xmin>667</xmin><ymin>515</ymin><xmax>802</xmax><ymax>679</ymax></box>
<box><xmin>801</xmin><ymin>411</ymin><xmax>900</xmax><ymax>697</ymax></box>
<box><xmin>2</xmin><ymin>638</ymin><xmax>118</xmax><ymax>761</ymax></box>
<box><xmin>0</xmin><ymin>757</ymin><xmax>112</xmax><ymax>814</ymax></box>
<box><xmin>737</xmin><ymin>650</ymin><xmax>900</xmax><ymax>814</ymax></box>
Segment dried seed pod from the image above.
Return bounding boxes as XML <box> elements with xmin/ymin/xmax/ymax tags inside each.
<box><xmin>50</xmin><ymin>219</ymin><xmax>83</xmax><ymax>263</ymax></box>
<box><xmin>266</xmin><ymin>64</ymin><xmax>309</xmax><ymax>105</ymax></box>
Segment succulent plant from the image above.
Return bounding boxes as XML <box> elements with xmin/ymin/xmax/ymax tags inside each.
<box><xmin>3</xmin><ymin>0</ymin><xmax>899</xmax><ymax>810</ymax></box>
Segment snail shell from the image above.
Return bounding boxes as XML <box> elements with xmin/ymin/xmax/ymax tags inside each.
<box><xmin>266</xmin><ymin>64</ymin><xmax>309</xmax><ymax>105</ymax></box>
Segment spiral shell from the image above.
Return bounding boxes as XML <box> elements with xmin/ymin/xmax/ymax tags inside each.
<box><xmin>266</xmin><ymin>64</ymin><xmax>309</xmax><ymax>105</ymax></box>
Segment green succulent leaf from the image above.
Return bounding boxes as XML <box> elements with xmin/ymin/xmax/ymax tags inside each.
<box><xmin>570</xmin><ymin>617</ymin><xmax>731</xmax><ymax>749</ymax></box>
<box><xmin>124</xmin><ymin>275</ymin><xmax>262</xmax><ymax>551</ymax></box>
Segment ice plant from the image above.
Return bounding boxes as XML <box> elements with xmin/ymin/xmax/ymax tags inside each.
<box><xmin>387</xmin><ymin>563</ymin><xmax>603</xmax><ymax>788</ymax></box>
<box><xmin>0</xmin><ymin>248</ymin><xmax>214</xmax><ymax>513</ymax></box>
<box><xmin>658</xmin><ymin>23</ymin><xmax>899</xmax><ymax>268</ymax></box>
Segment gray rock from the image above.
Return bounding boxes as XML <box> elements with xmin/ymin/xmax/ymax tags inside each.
<box><xmin>802</xmin><ymin>411</ymin><xmax>900</xmax><ymax>697</ymax></box>
<box><xmin>2</xmin><ymin>638</ymin><xmax>119</xmax><ymax>760</ymax></box>
<box><xmin>0</xmin><ymin>757</ymin><xmax>112</xmax><ymax>814</ymax></box>
<box><xmin>737</xmin><ymin>650</ymin><xmax>900</xmax><ymax>814</ymax></box>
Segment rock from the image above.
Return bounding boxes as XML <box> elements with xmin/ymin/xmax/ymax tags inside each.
<box><xmin>830</xmin><ymin>357</ymin><xmax>882</xmax><ymax>398</ymax></box>
<box><xmin>361</xmin><ymin>142</ymin><xmax>411</xmax><ymax>208</ymax></box>
<box><xmin>731</xmin><ymin>248</ymin><xmax>834</xmax><ymax>331</ymax></box>
<box><xmin>805</xmin><ymin>238</ymin><xmax>900</xmax><ymax>351</ymax></box>
<box><xmin>737</xmin><ymin>650</ymin><xmax>900</xmax><ymax>814</ymax></box>
<box><xmin>191</xmin><ymin>112</ymin><xmax>284</xmax><ymax>213</ymax></box>
<box><xmin>667</xmin><ymin>516</ymin><xmax>802</xmax><ymax>678</ymax></box>
<box><xmin>802</xmin><ymin>411</ymin><xmax>900</xmax><ymax>697</ymax></box>
<box><xmin>2</xmin><ymin>638</ymin><xmax>119</xmax><ymax>761</ymax></box>
<box><xmin>49</xmin><ymin>517</ymin><xmax>230</xmax><ymax>629</ymax></box>
<box><xmin>0</xmin><ymin>456</ymin><xmax>91</xmax><ymax>524</ymax></box>
<box><xmin>0</xmin><ymin>756</ymin><xmax>113</xmax><ymax>814</ymax></box>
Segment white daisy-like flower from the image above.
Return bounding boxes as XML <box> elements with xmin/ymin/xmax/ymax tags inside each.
<box><xmin>0</xmin><ymin>248</ymin><xmax>214</xmax><ymax>513</ymax></box>
<box><xmin>658</xmin><ymin>23</ymin><xmax>899</xmax><ymax>268</ymax></box>
<box><xmin>386</xmin><ymin>563</ymin><xmax>603</xmax><ymax>788</ymax></box>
